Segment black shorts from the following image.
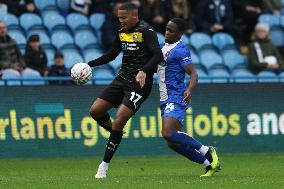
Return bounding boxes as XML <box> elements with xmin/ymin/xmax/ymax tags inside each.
<box><xmin>98</xmin><ymin>76</ymin><xmax>152</xmax><ymax>113</ymax></box>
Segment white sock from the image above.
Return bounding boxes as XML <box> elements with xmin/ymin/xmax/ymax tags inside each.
<box><xmin>99</xmin><ymin>161</ymin><xmax>109</xmax><ymax>170</ymax></box>
<box><xmin>199</xmin><ymin>145</ymin><xmax>209</xmax><ymax>156</ymax></box>
<box><xmin>203</xmin><ymin>159</ymin><xmax>210</xmax><ymax>166</ymax></box>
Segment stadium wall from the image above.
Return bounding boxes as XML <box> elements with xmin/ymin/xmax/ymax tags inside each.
<box><xmin>0</xmin><ymin>84</ymin><xmax>284</xmax><ymax>157</ymax></box>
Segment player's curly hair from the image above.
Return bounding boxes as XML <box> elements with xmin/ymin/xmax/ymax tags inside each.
<box><xmin>170</xmin><ymin>18</ymin><xmax>187</xmax><ymax>32</ymax></box>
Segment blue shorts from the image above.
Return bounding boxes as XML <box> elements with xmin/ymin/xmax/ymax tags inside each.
<box><xmin>160</xmin><ymin>102</ymin><xmax>191</xmax><ymax>125</ymax></box>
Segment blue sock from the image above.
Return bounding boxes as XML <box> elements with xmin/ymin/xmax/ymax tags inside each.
<box><xmin>171</xmin><ymin>144</ymin><xmax>205</xmax><ymax>164</ymax></box>
<box><xmin>169</xmin><ymin>131</ymin><xmax>202</xmax><ymax>150</ymax></box>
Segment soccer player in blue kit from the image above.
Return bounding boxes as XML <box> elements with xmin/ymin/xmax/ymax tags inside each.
<box><xmin>157</xmin><ymin>18</ymin><xmax>221</xmax><ymax>177</ymax></box>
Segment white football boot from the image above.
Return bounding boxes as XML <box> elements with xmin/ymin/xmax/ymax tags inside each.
<box><xmin>95</xmin><ymin>161</ymin><xmax>109</xmax><ymax>179</ymax></box>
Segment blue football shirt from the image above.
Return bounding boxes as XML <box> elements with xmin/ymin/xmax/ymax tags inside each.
<box><xmin>157</xmin><ymin>41</ymin><xmax>192</xmax><ymax>105</ymax></box>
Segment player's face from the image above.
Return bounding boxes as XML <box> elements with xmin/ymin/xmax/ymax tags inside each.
<box><xmin>117</xmin><ymin>9</ymin><xmax>138</xmax><ymax>30</ymax></box>
<box><xmin>165</xmin><ymin>21</ymin><xmax>182</xmax><ymax>44</ymax></box>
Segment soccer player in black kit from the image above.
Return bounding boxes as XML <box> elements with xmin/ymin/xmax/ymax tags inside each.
<box><xmin>87</xmin><ymin>2</ymin><xmax>163</xmax><ymax>178</ymax></box>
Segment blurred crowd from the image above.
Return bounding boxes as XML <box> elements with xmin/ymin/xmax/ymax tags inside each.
<box><xmin>0</xmin><ymin>0</ymin><xmax>284</xmax><ymax>83</ymax></box>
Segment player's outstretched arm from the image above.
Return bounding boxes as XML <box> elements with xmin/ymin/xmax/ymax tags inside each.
<box><xmin>183</xmin><ymin>64</ymin><xmax>198</xmax><ymax>104</ymax></box>
<box><xmin>88</xmin><ymin>35</ymin><xmax>121</xmax><ymax>67</ymax></box>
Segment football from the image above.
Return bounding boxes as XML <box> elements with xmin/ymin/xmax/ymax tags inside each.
<box><xmin>71</xmin><ymin>63</ymin><xmax>92</xmax><ymax>85</ymax></box>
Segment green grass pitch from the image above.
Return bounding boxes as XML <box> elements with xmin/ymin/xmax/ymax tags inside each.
<box><xmin>1</xmin><ymin>153</ymin><xmax>284</xmax><ymax>189</ymax></box>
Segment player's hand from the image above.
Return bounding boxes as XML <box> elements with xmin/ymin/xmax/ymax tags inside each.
<box><xmin>136</xmin><ymin>71</ymin><xmax>146</xmax><ymax>88</ymax></box>
<box><xmin>183</xmin><ymin>89</ymin><xmax>192</xmax><ymax>105</ymax></box>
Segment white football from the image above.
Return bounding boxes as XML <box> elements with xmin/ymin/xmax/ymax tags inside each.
<box><xmin>71</xmin><ymin>63</ymin><xmax>92</xmax><ymax>85</ymax></box>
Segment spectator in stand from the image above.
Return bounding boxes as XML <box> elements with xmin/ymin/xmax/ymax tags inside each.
<box><xmin>0</xmin><ymin>21</ymin><xmax>24</xmax><ymax>73</ymax></box>
<box><xmin>47</xmin><ymin>52</ymin><xmax>71</xmax><ymax>85</ymax></box>
<box><xmin>0</xmin><ymin>0</ymin><xmax>8</xmax><ymax>14</ymax></box>
<box><xmin>2</xmin><ymin>0</ymin><xmax>39</xmax><ymax>16</ymax></box>
<box><xmin>24</xmin><ymin>34</ymin><xmax>47</xmax><ymax>76</ymax></box>
<box><xmin>101</xmin><ymin>1</ymin><xmax>121</xmax><ymax>51</ymax></box>
<box><xmin>194</xmin><ymin>0</ymin><xmax>243</xmax><ymax>44</ymax></box>
<box><xmin>231</xmin><ymin>0</ymin><xmax>263</xmax><ymax>43</ymax></box>
<box><xmin>90</xmin><ymin>0</ymin><xmax>115</xmax><ymax>13</ymax></box>
<box><xmin>70</xmin><ymin>0</ymin><xmax>92</xmax><ymax>16</ymax></box>
<box><xmin>248</xmin><ymin>23</ymin><xmax>284</xmax><ymax>73</ymax></box>
<box><xmin>165</xmin><ymin>0</ymin><xmax>195</xmax><ymax>35</ymax></box>
<box><xmin>262</xmin><ymin>0</ymin><xmax>282</xmax><ymax>15</ymax></box>
<box><xmin>140</xmin><ymin>0</ymin><xmax>166</xmax><ymax>33</ymax></box>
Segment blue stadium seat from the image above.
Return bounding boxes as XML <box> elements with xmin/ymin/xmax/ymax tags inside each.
<box><xmin>1</xmin><ymin>69</ymin><xmax>21</xmax><ymax>86</ymax></box>
<box><xmin>156</xmin><ymin>32</ymin><xmax>165</xmax><ymax>46</ymax></box>
<box><xmin>44</xmin><ymin>47</ymin><xmax>55</xmax><ymax>67</ymax></box>
<box><xmin>270</xmin><ymin>26</ymin><xmax>284</xmax><ymax>47</ymax></box>
<box><xmin>280</xmin><ymin>15</ymin><xmax>284</xmax><ymax>27</ymax></box>
<box><xmin>93</xmin><ymin>68</ymin><xmax>115</xmax><ymax>85</ymax></box>
<box><xmin>27</xmin><ymin>29</ymin><xmax>50</xmax><ymax>45</ymax></box>
<box><xmin>199</xmin><ymin>50</ymin><xmax>223</xmax><ymax>71</ymax></box>
<box><xmin>280</xmin><ymin>72</ymin><xmax>284</xmax><ymax>82</ymax></box>
<box><xmin>0</xmin><ymin>80</ymin><xmax>4</xmax><ymax>86</ymax></box>
<box><xmin>83</xmin><ymin>49</ymin><xmax>103</xmax><ymax>62</ymax></box>
<box><xmin>22</xmin><ymin>68</ymin><xmax>45</xmax><ymax>85</ymax></box>
<box><xmin>43</xmin><ymin>12</ymin><xmax>65</xmax><ymax>32</ymax></box>
<box><xmin>189</xmin><ymin>32</ymin><xmax>212</xmax><ymax>50</ymax></box>
<box><xmin>67</xmin><ymin>13</ymin><xmax>89</xmax><ymax>31</ymax></box>
<box><xmin>8</xmin><ymin>29</ymin><xmax>26</xmax><ymax>46</ymax></box>
<box><xmin>74</xmin><ymin>29</ymin><xmax>98</xmax><ymax>50</ymax></box>
<box><xmin>57</xmin><ymin>0</ymin><xmax>70</xmax><ymax>11</ymax></box>
<box><xmin>3</xmin><ymin>13</ymin><xmax>19</xmax><ymax>27</ymax></box>
<box><xmin>34</xmin><ymin>0</ymin><xmax>57</xmax><ymax>11</ymax></box>
<box><xmin>89</xmin><ymin>13</ymin><xmax>106</xmax><ymax>32</ymax></box>
<box><xmin>257</xmin><ymin>71</ymin><xmax>279</xmax><ymax>82</ymax></box>
<box><xmin>232</xmin><ymin>69</ymin><xmax>256</xmax><ymax>83</ymax></box>
<box><xmin>190</xmin><ymin>50</ymin><xmax>200</xmax><ymax>65</ymax></box>
<box><xmin>51</xmin><ymin>31</ymin><xmax>74</xmax><ymax>49</ymax></box>
<box><xmin>61</xmin><ymin>49</ymin><xmax>83</xmax><ymax>68</ymax></box>
<box><xmin>222</xmin><ymin>50</ymin><xmax>245</xmax><ymax>71</ymax></box>
<box><xmin>181</xmin><ymin>35</ymin><xmax>190</xmax><ymax>45</ymax></box>
<box><xmin>19</xmin><ymin>13</ymin><xmax>43</xmax><ymax>31</ymax></box>
<box><xmin>209</xmin><ymin>68</ymin><xmax>230</xmax><ymax>83</ymax></box>
<box><xmin>212</xmin><ymin>32</ymin><xmax>235</xmax><ymax>50</ymax></box>
<box><xmin>109</xmin><ymin>53</ymin><xmax>123</xmax><ymax>73</ymax></box>
<box><xmin>258</xmin><ymin>14</ymin><xmax>280</xmax><ymax>27</ymax></box>
<box><xmin>196</xmin><ymin>68</ymin><xmax>210</xmax><ymax>83</ymax></box>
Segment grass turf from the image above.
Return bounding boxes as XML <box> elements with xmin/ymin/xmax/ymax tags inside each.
<box><xmin>0</xmin><ymin>153</ymin><xmax>284</xmax><ymax>189</ymax></box>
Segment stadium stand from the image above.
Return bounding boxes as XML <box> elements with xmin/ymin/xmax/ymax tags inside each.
<box><xmin>0</xmin><ymin>1</ymin><xmax>283</xmax><ymax>86</ymax></box>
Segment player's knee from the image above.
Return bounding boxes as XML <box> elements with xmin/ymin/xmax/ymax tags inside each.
<box><xmin>89</xmin><ymin>106</ymin><xmax>99</xmax><ymax>120</ymax></box>
<box><xmin>161</xmin><ymin>129</ymin><xmax>172</xmax><ymax>140</ymax></box>
<box><xmin>167</xmin><ymin>142</ymin><xmax>179</xmax><ymax>150</ymax></box>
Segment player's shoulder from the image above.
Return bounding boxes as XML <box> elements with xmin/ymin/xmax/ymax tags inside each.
<box><xmin>137</xmin><ymin>20</ymin><xmax>156</xmax><ymax>33</ymax></box>
<box><xmin>175</xmin><ymin>42</ymin><xmax>191</xmax><ymax>56</ymax></box>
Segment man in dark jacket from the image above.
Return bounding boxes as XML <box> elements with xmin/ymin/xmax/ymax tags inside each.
<box><xmin>0</xmin><ymin>21</ymin><xmax>24</xmax><ymax>72</ymax></box>
<box><xmin>194</xmin><ymin>0</ymin><xmax>242</xmax><ymax>43</ymax></box>
<box><xmin>24</xmin><ymin>34</ymin><xmax>47</xmax><ymax>76</ymax></box>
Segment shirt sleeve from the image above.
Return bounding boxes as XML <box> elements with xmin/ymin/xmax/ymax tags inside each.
<box><xmin>141</xmin><ymin>28</ymin><xmax>163</xmax><ymax>73</ymax></box>
<box><xmin>179</xmin><ymin>48</ymin><xmax>192</xmax><ymax>68</ymax></box>
<box><xmin>88</xmin><ymin>34</ymin><xmax>121</xmax><ymax>67</ymax></box>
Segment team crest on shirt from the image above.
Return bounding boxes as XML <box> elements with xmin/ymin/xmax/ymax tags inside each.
<box><xmin>133</xmin><ymin>34</ymin><xmax>138</xmax><ymax>41</ymax></box>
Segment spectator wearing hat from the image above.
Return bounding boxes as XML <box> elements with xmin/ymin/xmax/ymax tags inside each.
<box><xmin>248</xmin><ymin>23</ymin><xmax>284</xmax><ymax>73</ymax></box>
<box><xmin>24</xmin><ymin>34</ymin><xmax>47</xmax><ymax>76</ymax></box>
<box><xmin>47</xmin><ymin>52</ymin><xmax>71</xmax><ymax>85</ymax></box>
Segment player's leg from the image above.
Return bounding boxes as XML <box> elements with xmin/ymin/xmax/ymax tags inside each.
<box><xmin>162</xmin><ymin>117</ymin><xmax>210</xmax><ymax>166</ymax></box>
<box><xmin>161</xmin><ymin>103</ymin><xmax>219</xmax><ymax>169</ymax></box>
<box><xmin>89</xmin><ymin>79</ymin><xmax>124</xmax><ymax>132</ymax></box>
<box><xmin>95</xmin><ymin>104</ymin><xmax>134</xmax><ymax>179</ymax></box>
<box><xmin>89</xmin><ymin>98</ymin><xmax>114</xmax><ymax>132</ymax></box>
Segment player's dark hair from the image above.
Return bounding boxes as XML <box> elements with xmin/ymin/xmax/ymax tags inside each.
<box><xmin>170</xmin><ymin>18</ymin><xmax>187</xmax><ymax>32</ymax></box>
<box><xmin>119</xmin><ymin>2</ymin><xmax>138</xmax><ymax>11</ymax></box>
